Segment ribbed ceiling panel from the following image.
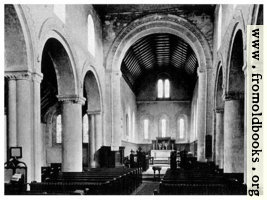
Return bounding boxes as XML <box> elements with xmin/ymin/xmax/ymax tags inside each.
<box><xmin>121</xmin><ymin>33</ymin><xmax>198</xmax><ymax>92</ymax></box>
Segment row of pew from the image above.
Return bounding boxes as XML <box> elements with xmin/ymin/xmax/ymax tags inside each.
<box><xmin>159</xmin><ymin>163</ymin><xmax>246</xmax><ymax>195</ymax></box>
<box><xmin>30</xmin><ymin>167</ymin><xmax>142</xmax><ymax>195</ymax></box>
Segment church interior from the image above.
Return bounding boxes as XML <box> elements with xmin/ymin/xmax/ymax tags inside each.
<box><xmin>4</xmin><ymin>4</ymin><xmax>263</xmax><ymax>195</ymax></box>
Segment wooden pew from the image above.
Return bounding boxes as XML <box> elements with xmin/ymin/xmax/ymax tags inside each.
<box><xmin>30</xmin><ymin>167</ymin><xmax>142</xmax><ymax>195</ymax></box>
<box><xmin>159</xmin><ymin>166</ymin><xmax>246</xmax><ymax>195</ymax></box>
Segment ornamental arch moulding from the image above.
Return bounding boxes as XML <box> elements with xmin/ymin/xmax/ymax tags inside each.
<box><xmin>38</xmin><ymin>17</ymin><xmax>79</xmax><ymax>97</ymax></box>
<box><xmin>106</xmin><ymin>14</ymin><xmax>213</xmax><ymax>73</ymax></box>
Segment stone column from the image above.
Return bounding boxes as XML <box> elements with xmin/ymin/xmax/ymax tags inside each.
<box><xmin>223</xmin><ymin>92</ymin><xmax>244</xmax><ymax>173</ymax></box>
<box><xmin>88</xmin><ymin>113</ymin><xmax>96</xmax><ymax>168</ymax></box>
<box><xmin>95</xmin><ymin>112</ymin><xmax>102</xmax><ymax>168</ymax></box>
<box><xmin>196</xmin><ymin>70</ymin><xmax>206</xmax><ymax>162</ymax></box>
<box><xmin>215</xmin><ymin>109</ymin><xmax>224</xmax><ymax>169</ymax></box>
<box><xmin>32</xmin><ymin>73</ymin><xmax>43</xmax><ymax>182</ymax></box>
<box><xmin>16</xmin><ymin>72</ymin><xmax>34</xmax><ymax>183</ymax></box>
<box><xmin>95</xmin><ymin>112</ymin><xmax>102</xmax><ymax>151</ymax></box>
<box><xmin>7</xmin><ymin>76</ymin><xmax>17</xmax><ymax>148</ymax></box>
<box><xmin>59</xmin><ymin>96</ymin><xmax>85</xmax><ymax>172</ymax></box>
<box><xmin>111</xmin><ymin>71</ymin><xmax>122</xmax><ymax>151</ymax></box>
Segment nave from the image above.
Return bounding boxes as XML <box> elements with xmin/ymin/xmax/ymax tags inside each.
<box><xmin>4</xmin><ymin>4</ymin><xmax>263</xmax><ymax>195</ymax></box>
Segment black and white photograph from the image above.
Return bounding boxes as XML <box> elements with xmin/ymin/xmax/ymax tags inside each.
<box><xmin>2</xmin><ymin>1</ymin><xmax>266</xmax><ymax>197</ymax></box>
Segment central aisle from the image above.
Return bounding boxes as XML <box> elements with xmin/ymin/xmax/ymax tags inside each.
<box><xmin>131</xmin><ymin>164</ymin><xmax>170</xmax><ymax>195</ymax></box>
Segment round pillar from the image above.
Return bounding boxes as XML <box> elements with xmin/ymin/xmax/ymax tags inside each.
<box><xmin>88</xmin><ymin>113</ymin><xmax>96</xmax><ymax>168</ymax></box>
<box><xmin>95</xmin><ymin>112</ymin><xmax>102</xmax><ymax>151</ymax></box>
<box><xmin>215</xmin><ymin>109</ymin><xmax>224</xmax><ymax>169</ymax></box>
<box><xmin>16</xmin><ymin>73</ymin><xmax>34</xmax><ymax>183</ymax></box>
<box><xmin>32</xmin><ymin>73</ymin><xmax>43</xmax><ymax>181</ymax></box>
<box><xmin>224</xmin><ymin>93</ymin><xmax>244</xmax><ymax>173</ymax></box>
<box><xmin>196</xmin><ymin>70</ymin><xmax>206</xmax><ymax>162</ymax></box>
<box><xmin>60</xmin><ymin>96</ymin><xmax>85</xmax><ymax>172</ymax></box>
<box><xmin>7</xmin><ymin>77</ymin><xmax>17</xmax><ymax>148</ymax></box>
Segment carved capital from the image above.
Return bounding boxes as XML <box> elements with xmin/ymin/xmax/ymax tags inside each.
<box><xmin>5</xmin><ymin>71</ymin><xmax>32</xmax><ymax>80</ymax></box>
<box><xmin>32</xmin><ymin>72</ymin><xmax>43</xmax><ymax>83</ymax></box>
<box><xmin>87</xmin><ymin>110</ymin><xmax>102</xmax><ymax>115</ymax></box>
<box><xmin>57</xmin><ymin>95</ymin><xmax>86</xmax><ymax>105</ymax></box>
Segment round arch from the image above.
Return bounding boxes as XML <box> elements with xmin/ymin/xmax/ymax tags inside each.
<box><xmin>5</xmin><ymin>5</ymin><xmax>35</xmax><ymax>71</ymax></box>
<box><xmin>39</xmin><ymin>18</ymin><xmax>79</xmax><ymax>97</ymax></box>
<box><xmin>81</xmin><ymin>64</ymin><xmax>103</xmax><ymax>113</ymax></box>
<box><xmin>41</xmin><ymin>38</ymin><xmax>77</xmax><ymax>98</ymax></box>
<box><xmin>83</xmin><ymin>70</ymin><xmax>101</xmax><ymax>112</ymax></box>
<box><xmin>223</xmin><ymin>17</ymin><xmax>245</xmax><ymax>174</ymax></box>
<box><xmin>223</xmin><ymin>10</ymin><xmax>246</xmax><ymax>94</ymax></box>
<box><xmin>106</xmin><ymin>14</ymin><xmax>212</xmax><ymax>73</ymax></box>
<box><xmin>214</xmin><ymin>62</ymin><xmax>224</xmax><ymax>110</ymax></box>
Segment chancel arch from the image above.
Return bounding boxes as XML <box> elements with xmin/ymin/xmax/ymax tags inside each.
<box><xmin>5</xmin><ymin>4</ymin><xmax>261</xmax><ymax>195</ymax></box>
<box><xmin>106</xmin><ymin>13</ymin><xmax>212</xmax><ymax>161</ymax></box>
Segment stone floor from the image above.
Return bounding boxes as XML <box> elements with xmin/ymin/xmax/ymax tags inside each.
<box><xmin>131</xmin><ymin>164</ymin><xmax>170</xmax><ymax>195</ymax></box>
<box><xmin>131</xmin><ymin>181</ymin><xmax>160</xmax><ymax>195</ymax></box>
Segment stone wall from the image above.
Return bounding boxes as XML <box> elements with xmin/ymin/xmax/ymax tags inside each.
<box><xmin>135</xmin><ymin>73</ymin><xmax>192</xmax><ymax>143</ymax></box>
<box><xmin>121</xmin><ymin>77</ymin><xmax>137</xmax><ymax>143</ymax></box>
<box><xmin>101</xmin><ymin>5</ymin><xmax>214</xmax><ymax>59</ymax></box>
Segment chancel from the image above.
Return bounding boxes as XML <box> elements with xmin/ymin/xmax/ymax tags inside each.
<box><xmin>4</xmin><ymin>4</ymin><xmax>263</xmax><ymax>195</ymax></box>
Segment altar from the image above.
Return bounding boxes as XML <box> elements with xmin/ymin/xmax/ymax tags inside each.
<box><xmin>151</xmin><ymin>150</ymin><xmax>172</xmax><ymax>161</ymax></box>
<box><xmin>152</xmin><ymin>137</ymin><xmax>175</xmax><ymax>150</ymax></box>
<box><xmin>150</xmin><ymin>137</ymin><xmax>175</xmax><ymax>164</ymax></box>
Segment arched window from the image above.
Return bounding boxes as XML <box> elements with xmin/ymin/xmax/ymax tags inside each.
<box><xmin>54</xmin><ymin>5</ymin><xmax>65</xmax><ymax>23</ymax></box>
<box><xmin>83</xmin><ymin>115</ymin><xmax>89</xmax><ymax>143</ymax></box>
<box><xmin>161</xmin><ymin>118</ymin><xmax>167</xmax><ymax>137</ymax></box>
<box><xmin>144</xmin><ymin>119</ymin><xmax>149</xmax><ymax>139</ymax></box>
<box><xmin>157</xmin><ymin>79</ymin><xmax>163</xmax><ymax>98</ymax></box>
<box><xmin>132</xmin><ymin>112</ymin><xmax>135</xmax><ymax>140</ymax></box>
<box><xmin>217</xmin><ymin>5</ymin><xmax>222</xmax><ymax>50</ymax></box>
<box><xmin>56</xmin><ymin>114</ymin><xmax>62</xmax><ymax>143</ymax></box>
<box><xmin>157</xmin><ymin>79</ymin><xmax>170</xmax><ymax>99</ymax></box>
<box><xmin>126</xmin><ymin>114</ymin><xmax>130</xmax><ymax>137</ymax></box>
<box><xmin>87</xmin><ymin>14</ymin><xmax>95</xmax><ymax>56</ymax></box>
<box><xmin>164</xmin><ymin>79</ymin><xmax>170</xmax><ymax>98</ymax></box>
<box><xmin>179</xmin><ymin>118</ymin><xmax>185</xmax><ymax>139</ymax></box>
